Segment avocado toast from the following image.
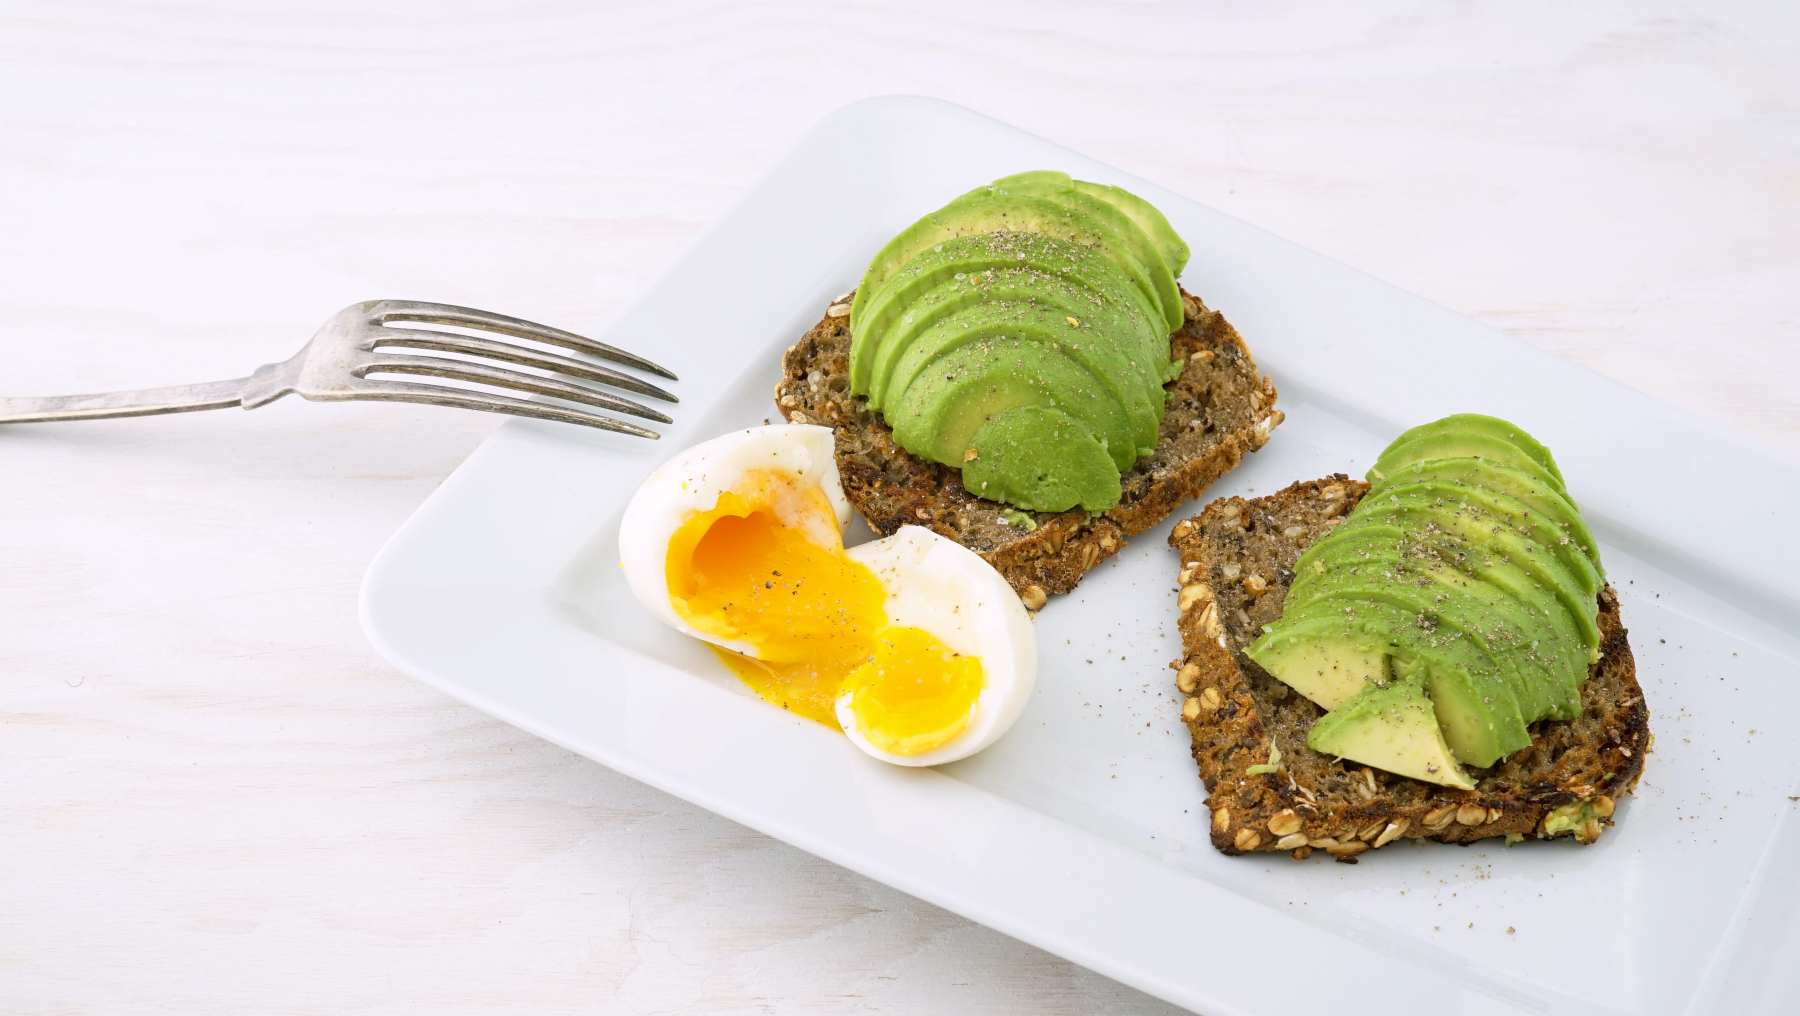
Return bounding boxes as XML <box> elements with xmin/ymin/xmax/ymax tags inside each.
<box><xmin>777</xmin><ymin>287</ymin><xmax>1280</xmax><ymax>605</ymax></box>
<box><xmin>1169</xmin><ymin>475</ymin><xmax>1649</xmax><ymax>860</ymax></box>
<box><xmin>775</xmin><ymin>171</ymin><xmax>1280</xmax><ymax>603</ymax></box>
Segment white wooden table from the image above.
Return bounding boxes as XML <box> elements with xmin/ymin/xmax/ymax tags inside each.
<box><xmin>4</xmin><ymin>3</ymin><xmax>1795</xmax><ymax>1012</ymax></box>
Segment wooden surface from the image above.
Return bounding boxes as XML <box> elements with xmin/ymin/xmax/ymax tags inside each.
<box><xmin>3</xmin><ymin>2</ymin><xmax>1796</xmax><ymax>1013</ymax></box>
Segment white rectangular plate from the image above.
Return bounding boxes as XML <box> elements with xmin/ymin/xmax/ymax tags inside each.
<box><xmin>361</xmin><ymin>98</ymin><xmax>1800</xmax><ymax>1015</ymax></box>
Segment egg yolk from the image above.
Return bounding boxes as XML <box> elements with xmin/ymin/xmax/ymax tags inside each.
<box><xmin>664</xmin><ymin>469</ymin><xmax>982</xmax><ymax>754</ymax></box>
<box><xmin>839</xmin><ymin>627</ymin><xmax>984</xmax><ymax>756</ymax></box>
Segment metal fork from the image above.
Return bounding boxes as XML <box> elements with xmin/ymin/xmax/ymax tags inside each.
<box><xmin>0</xmin><ymin>300</ymin><xmax>677</xmax><ymax>439</ymax></box>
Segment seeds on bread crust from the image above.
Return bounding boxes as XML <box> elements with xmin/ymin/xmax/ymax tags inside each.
<box><xmin>1178</xmin><ymin>583</ymin><xmax>1210</xmax><ymax>614</ymax></box>
<box><xmin>1175</xmin><ymin>662</ymin><xmax>1201</xmax><ymax>694</ymax></box>
<box><xmin>1372</xmin><ymin>819</ymin><xmax>1409</xmax><ymax>848</ymax></box>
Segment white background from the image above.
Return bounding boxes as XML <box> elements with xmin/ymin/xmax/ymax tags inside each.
<box><xmin>3</xmin><ymin>2</ymin><xmax>1796</xmax><ymax>1013</ymax></box>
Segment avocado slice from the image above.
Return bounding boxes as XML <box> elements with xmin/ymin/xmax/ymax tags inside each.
<box><xmin>1244</xmin><ymin>612</ymin><xmax>1391</xmax><ymax>709</ymax></box>
<box><xmin>1371</xmin><ymin>432</ymin><xmax>1564</xmax><ymax>494</ymax></box>
<box><xmin>1252</xmin><ymin>592</ymin><xmax>1531</xmax><ymax>766</ymax></box>
<box><xmin>961</xmin><ymin>405</ymin><xmax>1120</xmax><ymax>512</ymax></box>
<box><xmin>980</xmin><ymin>175</ymin><xmax>1184</xmax><ymax>332</ymax></box>
<box><xmin>1371</xmin><ymin>457</ymin><xmax>1600</xmax><ymax>571</ymax></box>
<box><xmin>1307</xmin><ymin>676</ymin><xmax>1475</xmax><ymax>790</ymax></box>
<box><xmin>849</xmin><ymin>230</ymin><xmax>1165</xmax><ymax>398</ymax></box>
<box><xmin>865</xmin><ymin>265</ymin><xmax>1163</xmax><ymax>410</ymax></box>
<box><xmin>876</xmin><ymin>297</ymin><xmax>1159</xmax><ymax>457</ymax></box>
<box><xmin>1286</xmin><ymin>523</ymin><xmax>1588</xmax><ymax>722</ymax></box>
<box><xmin>1073</xmin><ymin>180</ymin><xmax>1189</xmax><ymax>277</ymax></box>
<box><xmin>984</xmin><ymin>170</ymin><xmax>1073</xmax><ymax>190</ymax></box>
<box><xmin>1381</xmin><ymin>646</ymin><xmax>1528</xmax><ymax>771</ymax></box>
<box><xmin>1355</xmin><ymin>480</ymin><xmax>1603</xmax><ymax>597</ymax></box>
<box><xmin>857</xmin><ymin>243</ymin><xmax>1162</xmax><ymax>378</ymax></box>
<box><xmin>848</xmin><ymin>188</ymin><xmax>1178</xmax><ymax>344</ymax></box>
<box><xmin>1370</xmin><ymin>414</ymin><xmax>1567</xmax><ymax>491</ymax></box>
<box><xmin>1337</xmin><ymin>497</ymin><xmax>1601</xmax><ymax>665</ymax></box>
<box><xmin>884</xmin><ymin>335</ymin><xmax>1138</xmax><ymax>473</ymax></box>
<box><xmin>1283</xmin><ymin>558</ymin><xmax>1559</xmax><ymax>731</ymax></box>
<box><xmin>1302</xmin><ymin>519</ymin><xmax>1591</xmax><ymax>717</ymax></box>
<box><xmin>990</xmin><ymin>171</ymin><xmax>1190</xmax><ymax>278</ymax></box>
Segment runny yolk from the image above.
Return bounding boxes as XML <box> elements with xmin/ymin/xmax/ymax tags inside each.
<box><xmin>839</xmin><ymin>627</ymin><xmax>984</xmax><ymax>756</ymax></box>
<box><xmin>664</xmin><ymin>469</ymin><xmax>982</xmax><ymax>753</ymax></box>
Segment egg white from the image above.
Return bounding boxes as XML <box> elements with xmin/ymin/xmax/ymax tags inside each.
<box><xmin>835</xmin><ymin>526</ymin><xmax>1037</xmax><ymax>767</ymax></box>
<box><xmin>617</xmin><ymin>424</ymin><xmax>849</xmax><ymax>657</ymax></box>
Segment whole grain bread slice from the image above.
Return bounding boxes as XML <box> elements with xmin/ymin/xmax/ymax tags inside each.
<box><xmin>776</xmin><ymin>289</ymin><xmax>1282</xmax><ymax>606</ymax></box>
<box><xmin>1169</xmin><ymin>476</ymin><xmax>1650</xmax><ymax>860</ymax></box>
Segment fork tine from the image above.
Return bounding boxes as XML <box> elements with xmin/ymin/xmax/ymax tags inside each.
<box><xmin>370</xmin><ymin>301</ymin><xmax>678</xmax><ymax>381</ymax></box>
<box><xmin>351</xmin><ymin>379</ymin><xmax>661</xmax><ymax>439</ymax></box>
<box><xmin>360</xmin><ymin>353</ymin><xmax>673</xmax><ymax>424</ymax></box>
<box><xmin>368</xmin><ymin>327</ymin><xmax>677</xmax><ymax>404</ymax></box>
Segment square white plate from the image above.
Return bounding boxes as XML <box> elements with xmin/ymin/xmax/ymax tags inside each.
<box><xmin>361</xmin><ymin>97</ymin><xmax>1800</xmax><ymax>1015</ymax></box>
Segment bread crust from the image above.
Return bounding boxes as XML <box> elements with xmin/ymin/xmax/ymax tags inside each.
<box><xmin>1169</xmin><ymin>477</ymin><xmax>1651</xmax><ymax>860</ymax></box>
<box><xmin>775</xmin><ymin>290</ymin><xmax>1282</xmax><ymax>603</ymax></box>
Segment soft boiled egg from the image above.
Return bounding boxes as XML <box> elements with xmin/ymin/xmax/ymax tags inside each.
<box><xmin>618</xmin><ymin>424</ymin><xmax>1036</xmax><ymax>766</ymax></box>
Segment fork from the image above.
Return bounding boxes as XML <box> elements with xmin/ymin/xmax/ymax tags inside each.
<box><xmin>0</xmin><ymin>300</ymin><xmax>678</xmax><ymax>439</ymax></box>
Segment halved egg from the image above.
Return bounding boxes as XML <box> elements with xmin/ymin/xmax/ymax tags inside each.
<box><xmin>618</xmin><ymin>424</ymin><xmax>1036</xmax><ymax>766</ymax></box>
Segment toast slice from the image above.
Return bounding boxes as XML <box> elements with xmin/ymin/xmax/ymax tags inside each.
<box><xmin>776</xmin><ymin>289</ymin><xmax>1282</xmax><ymax>606</ymax></box>
<box><xmin>1169</xmin><ymin>476</ymin><xmax>1650</xmax><ymax>860</ymax></box>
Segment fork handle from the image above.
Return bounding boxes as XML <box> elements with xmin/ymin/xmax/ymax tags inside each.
<box><xmin>0</xmin><ymin>377</ymin><xmax>253</xmax><ymax>423</ymax></box>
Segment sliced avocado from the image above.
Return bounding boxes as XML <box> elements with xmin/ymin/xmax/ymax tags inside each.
<box><xmin>866</xmin><ymin>266</ymin><xmax>1163</xmax><ymax>413</ymax></box>
<box><xmin>961</xmin><ymin>405</ymin><xmax>1120</xmax><ymax>512</ymax></box>
<box><xmin>1245</xmin><ymin>613</ymin><xmax>1391</xmax><ymax>709</ymax></box>
<box><xmin>1283</xmin><ymin>560</ymin><xmax>1557</xmax><ymax>729</ymax></box>
<box><xmin>849</xmin><ymin>189</ymin><xmax>1177</xmax><ymax>342</ymax></box>
<box><xmin>986</xmin><ymin>170</ymin><xmax>1073</xmax><ymax>190</ymax></box>
<box><xmin>1339</xmin><ymin>497</ymin><xmax>1601</xmax><ymax>664</ymax></box>
<box><xmin>1390</xmin><ymin>644</ymin><xmax>1529</xmax><ymax>771</ymax></box>
<box><xmin>876</xmin><ymin>298</ymin><xmax>1158</xmax><ymax>456</ymax></box>
<box><xmin>1252</xmin><ymin>592</ymin><xmax>1531</xmax><ymax>766</ymax></box>
<box><xmin>1371</xmin><ymin>432</ymin><xmax>1563</xmax><ymax>494</ymax></box>
<box><xmin>1370</xmin><ymin>414</ymin><xmax>1567</xmax><ymax>491</ymax></box>
<box><xmin>851</xmin><ymin>231</ymin><xmax>1165</xmax><ymax>397</ymax></box>
<box><xmin>1251</xmin><ymin>414</ymin><xmax>1599</xmax><ymax>780</ymax></box>
<box><xmin>978</xmin><ymin>175</ymin><xmax>1183</xmax><ymax>332</ymax></box>
<box><xmin>1355</xmin><ymin>480</ymin><xmax>1603</xmax><ymax>597</ymax></box>
<box><xmin>1371</xmin><ymin>457</ymin><xmax>1601</xmax><ymax>571</ymax></box>
<box><xmin>1301</xmin><ymin>520</ymin><xmax>1590</xmax><ymax>719</ymax></box>
<box><xmin>843</xmin><ymin>173</ymin><xmax>1194</xmax><ymax>516</ymax></box>
<box><xmin>1306</xmin><ymin>676</ymin><xmax>1475</xmax><ymax>790</ymax></box>
<box><xmin>1073</xmin><ymin>180</ymin><xmax>1189</xmax><ymax>277</ymax></box>
<box><xmin>1286</xmin><ymin>523</ymin><xmax>1587</xmax><ymax>723</ymax></box>
<box><xmin>885</xmin><ymin>335</ymin><xmax>1137</xmax><ymax>472</ymax></box>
